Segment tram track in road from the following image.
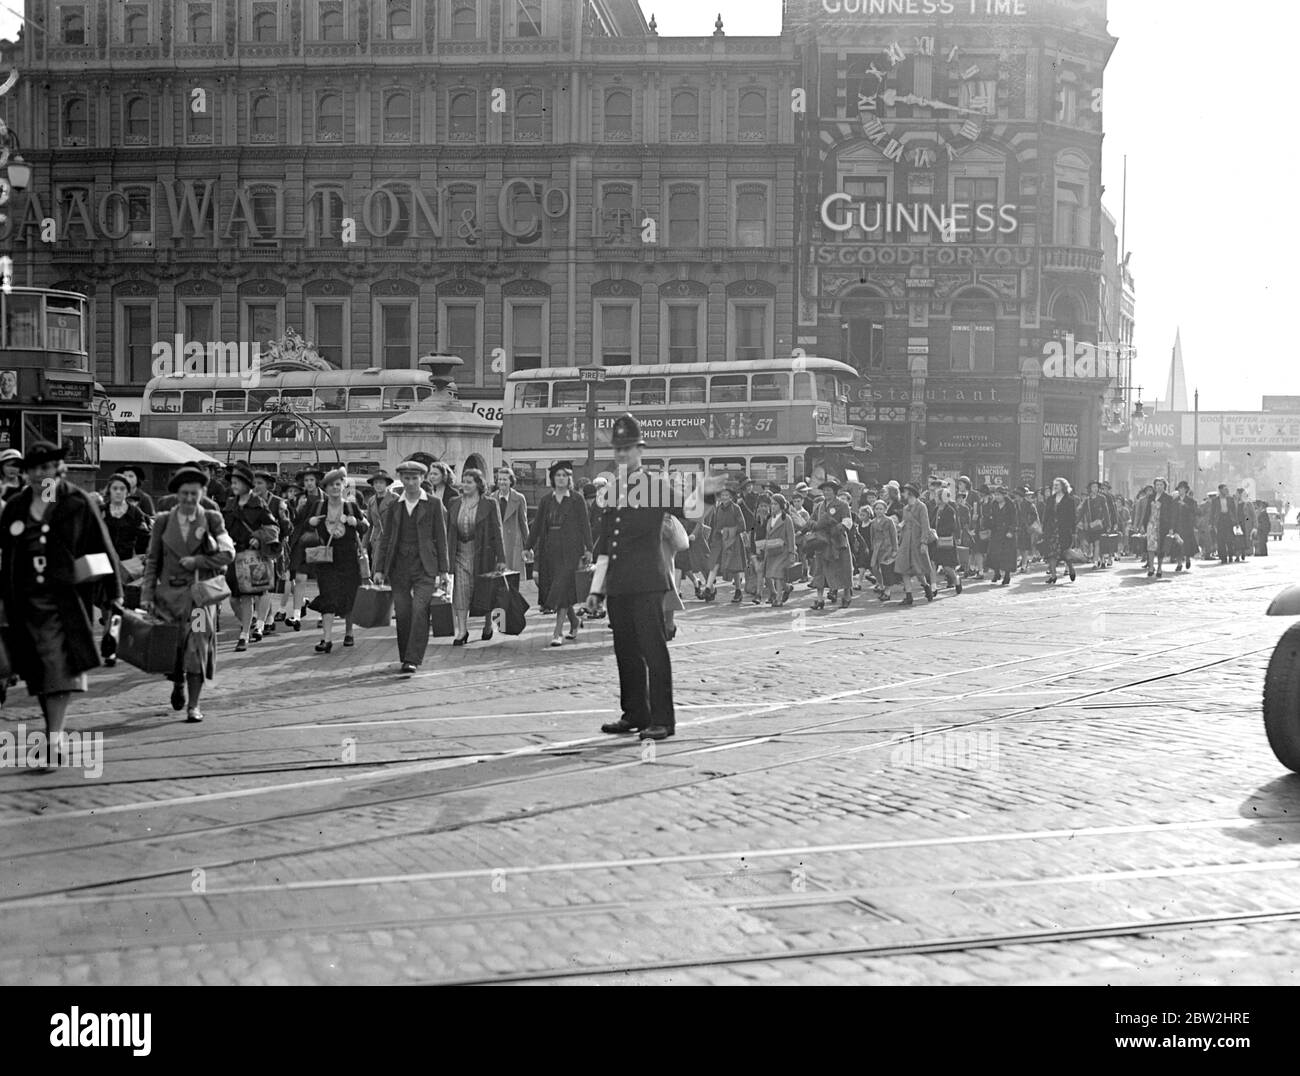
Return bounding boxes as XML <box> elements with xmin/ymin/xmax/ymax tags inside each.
<box><xmin>0</xmin><ymin>634</ymin><xmax>1271</xmax><ymax>912</ymax></box>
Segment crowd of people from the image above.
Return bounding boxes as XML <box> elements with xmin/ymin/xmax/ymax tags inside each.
<box><xmin>0</xmin><ymin>440</ymin><xmax>1286</xmax><ymax>756</ymax></box>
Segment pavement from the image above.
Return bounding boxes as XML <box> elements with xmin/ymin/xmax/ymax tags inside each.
<box><xmin>2</xmin><ymin>539</ymin><xmax>1300</xmax><ymax>985</ymax></box>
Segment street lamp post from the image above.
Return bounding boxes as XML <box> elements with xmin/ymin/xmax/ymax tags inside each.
<box><xmin>1193</xmin><ymin>388</ymin><xmax>1199</xmax><ymax>496</ymax></box>
<box><xmin>0</xmin><ymin>127</ymin><xmax>33</xmax><ymax>286</ymax></box>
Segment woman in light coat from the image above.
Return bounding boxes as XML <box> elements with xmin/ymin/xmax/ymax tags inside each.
<box><xmin>894</xmin><ymin>483</ymin><xmax>936</xmax><ymax>606</ymax></box>
<box><xmin>141</xmin><ymin>467</ymin><xmax>235</xmax><ymax>723</ymax></box>
<box><xmin>867</xmin><ymin>500</ymin><xmax>900</xmax><ymax>602</ymax></box>
<box><xmin>760</xmin><ymin>494</ymin><xmax>798</xmax><ymax>606</ymax></box>
<box><xmin>493</xmin><ymin>467</ymin><xmax>530</xmax><ymax>575</ymax></box>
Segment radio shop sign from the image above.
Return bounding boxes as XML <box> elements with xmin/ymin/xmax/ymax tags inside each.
<box><xmin>542</xmin><ymin>411</ymin><xmax>781</xmax><ymax>445</ymax></box>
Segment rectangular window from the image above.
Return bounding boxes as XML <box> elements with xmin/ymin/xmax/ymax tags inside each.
<box><xmin>735</xmin><ymin>186</ymin><xmax>768</xmax><ymax>247</ymax></box>
<box><xmin>510</xmin><ymin>303</ymin><xmax>544</xmax><ymax>374</ymax></box>
<box><xmin>442</xmin><ymin>302</ymin><xmax>480</xmax><ymax>384</ymax></box>
<box><xmin>844</xmin><ymin>177</ymin><xmax>886</xmax><ymax>242</ymax></box>
<box><xmin>666</xmin><ymin>305</ymin><xmax>700</xmax><ymax>364</ymax></box>
<box><xmin>1056</xmin><ymin>182</ymin><xmax>1085</xmax><ymax>246</ymax></box>
<box><xmin>309</xmin><ymin>301</ymin><xmax>346</xmax><ymax>368</ymax></box>
<box><xmin>732</xmin><ymin>303</ymin><xmax>768</xmax><ymax>362</ymax></box>
<box><xmin>61</xmin><ymin>5</ymin><xmax>87</xmax><ymax>45</ymax></box>
<box><xmin>310</xmin><ymin>187</ymin><xmax>346</xmax><ymax>247</ymax></box>
<box><xmin>245</xmin><ymin>302</ymin><xmax>281</xmax><ymax>347</ymax></box>
<box><xmin>710</xmin><ymin>375</ymin><xmax>748</xmax><ymax>404</ymax></box>
<box><xmin>252</xmin><ymin>2</ymin><xmax>278</xmax><ymax>42</ymax></box>
<box><xmin>119</xmin><ymin>302</ymin><xmax>155</xmax><ymax>383</ymax></box>
<box><xmin>379</xmin><ymin>302</ymin><xmax>415</xmax><ymax>369</ymax></box>
<box><xmin>187</xmin><ymin>89</ymin><xmax>213</xmax><ymax>143</ymax></box>
<box><xmin>848</xmin><ymin>317</ymin><xmax>885</xmax><ymax>371</ymax></box>
<box><xmin>514</xmin><ymin>382</ymin><xmax>549</xmax><ymax>409</ymax></box>
<box><xmin>318</xmin><ymin>0</ymin><xmax>344</xmax><ymax>40</ymax></box>
<box><xmin>124</xmin><ymin>4</ymin><xmax>150</xmax><ymax>44</ymax></box>
<box><xmin>516</xmin><ymin>0</ymin><xmax>542</xmax><ymax>37</ymax></box>
<box><xmin>598</xmin><ymin>184</ymin><xmax>636</xmax><ymax>244</ymax></box>
<box><xmin>669</xmin><ymin>377</ymin><xmax>706</xmax><ymax>404</ymax></box>
<box><xmin>215</xmin><ymin>390</ymin><xmax>247</xmax><ymax>413</ymax></box>
<box><xmin>597</xmin><ymin>302</ymin><xmax>634</xmax><ymax>365</ymax></box>
<box><xmin>630</xmin><ymin>378</ymin><xmax>666</xmax><ymax>406</ymax></box>
<box><xmin>181</xmin><ymin>301</ymin><xmax>215</xmax><ymax>343</ymax></box>
<box><xmin>751</xmin><ymin>374</ymin><xmax>788</xmax><ymax>402</ymax></box>
<box><xmin>954</xmin><ymin>177</ymin><xmax>999</xmax><ymax>237</ymax></box>
<box><xmin>187</xmin><ymin>2</ymin><xmax>213</xmax><ymax>43</ymax></box>
<box><xmin>668</xmin><ymin>186</ymin><xmax>700</xmax><ymax>247</ymax></box>
<box><xmin>446</xmin><ymin>186</ymin><xmax>478</xmax><ymax>246</ymax></box>
<box><xmin>553</xmin><ymin>381</ymin><xmax>586</xmax><ymax>407</ymax></box>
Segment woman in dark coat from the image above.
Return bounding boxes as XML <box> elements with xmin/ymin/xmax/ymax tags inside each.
<box><xmin>142</xmin><ymin>467</ymin><xmax>235</xmax><ymax>723</ymax></box>
<box><xmin>448</xmin><ymin>468</ymin><xmax>507</xmax><ymax>645</ymax></box>
<box><xmin>305</xmin><ymin>468</ymin><xmax>370</xmax><ymax>653</ymax></box>
<box><xmin>101</xmin><ymin>472</ymin><xmax>152</xmax><ymax>570</ymax></box>
<box><xmin>222</xmin><ymin>464</ymin><xmax>280</xmax><ymax>651</ymax></box>
<box><xmin>525</xmin><ymin>461</ymin><xmax>592</xmax><ymax>646</ymax></box>
<box><xmin>1041</xmin><ymin>477</ymin><xmax>1078</xmax><ymax>585</ymax></box>
<box><xmin>284</xmin><ymin>467</ymin><xmax>324</xmax><ymax>630</ymax></box>
<box><xmin>0</xmin><ymin>442</ymin><xmax>122</xmax><ymax>764</ymax></box>
<box><xmin>932</xmin><ymin>487</ymin><xmax>963</xmax><ymax>594</ymax></box>
<box><xmin>1173</xmin><ymin>481</ymin><xmax>1199</xmax><ymax>572</ymax></box>
<box><xmin>984</xmin><ymin>487</ymin><xmax>1018</xmax><ymax>586</ymax></box>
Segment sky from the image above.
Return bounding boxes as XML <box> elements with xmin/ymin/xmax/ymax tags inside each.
<box><xmin>0</xmin><ymin>1</ymin><xmax>1290</xmax><ymax>412</ymax></box>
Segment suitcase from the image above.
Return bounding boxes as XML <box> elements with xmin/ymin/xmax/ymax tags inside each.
<box><xmin>118</xmin><ymin>609</ymin><xmax>181</xmax><ymax>675</ymax></box>
<box><xmin>789</xmin><ymin>560</ymin><xmax>808</xmax><ymax>583</ymax></box>
<box><xmin>470</xmin><ymin>570</ymin><xmax>521</xmax><ymax>618</ymax></box>
<box><xmin>351</xmin><ymin>584</ymin><xmax>393</xmax><ymax>629</ymax></box>
<box><xmin>429</xmin><ymin>593</ymin><xmax>455</xmax><ymax>638</ymax></box>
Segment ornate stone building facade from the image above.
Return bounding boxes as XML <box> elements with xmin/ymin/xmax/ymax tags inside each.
<box><xmin>4</xmin><ymin>0</ymin><xmax>799</xmax><ymax>424</ymax></box>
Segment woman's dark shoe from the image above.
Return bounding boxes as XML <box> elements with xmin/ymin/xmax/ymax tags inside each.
<box><xmin>1068</xmin><ymin>566</ymin><xmax>1076</xmax><ymax>582</ymax></box>
<box><xmin>482</xmin><ymin>621</ymin><xmax>494</xmax><ymax>641</ymax></box>
<box><xmin>879</xmin><ymin>592</ymin><xmax>891</xmax><ymax>602</ymax></box>
<box><xmin>955</xmin><ymin>578</ymin><xmax>963</xmax><ymax>595</ymax></box>
<box><xmin>235</xmin><ymin>637</ymin><xmax>248</xmax><ymax>652</ymax></box>
<box><xmin>694</xmin><ymin>582</ymin><xmax>704</xmax><ymax>600</ymax></box>
<box><xmin>811</xmin><ymin>599</ymin><xmax>825</xmax><ymax>610</ymax></box>
<box><xmin>315</xmin><ymin>640</ymin><xmax>333</xmax><ymax>654</ymax></box>
<box><xmin>731</xmin><ymin>590</ymin><xmax>743</xmax><ymax>604</ymax></box>
<box><xmin>666</xmin><ymin>626</ymin><xmax>677</xmax><ymax>641</ymax></box>
<box><xmin>250</xmin><ymin>627</ymin><xmax>262</xmax><ymax>643</ymax></box>
<box><xmin>301</xmin><ymin>602</ymin><xmax>309</xmax><ymax>619</ymax></box>
<box><xmin>1000</xmin><ymin>574</ymin><xmax>1010</xmax><ymax>587</ymax></box>
<box><xmin>287</xmin><ymin>618</ymin><xmax>301</xmax><ymax>632</ymax></box>
<box><xmin>452</xmin><ymin>635</ymin><xmax>469</xmax><ymax>647</ymax></box>
<box><xmin>924</xmin><ymin>585</ymin><xmax>935</xmax><ymax>602</ymax></box>
<box><xmin>263</xmin><ymin>620</ymin><xmax>276</xmax><ymax>634</ymax></box>
<box><xmin>1156</xmin><ymin>569</ymin><xmax>1163</xmax><ymax>579</ymax></box>
<box><xmin>1147</xmin><ymin>568</ymin><xmax>1155</xmax><ymax>578</ymax></box>
<box><xmin>902</xmin><ymin>593</ymin><xmax>915</xmax><ymax>607</ymax></box>
<box><xmin>274</xmin><ymin>611</ymin><xmax>286</xmax><ymax>622</ymax></box>
<box><xmin>170</xmin><ymin>681</ymin><xmax>186</xmax><ymax>711</ymax></box>
<box><xmin>840</xmin><ymin>596</ymin><xmax>851</xmax><ymax>609</ymax></box>
<box><xmin>703</xmin><ymin>587</ymin><xmax>716</xmax><ymax>603</ymax></box>
<box><xmin>343</xmin><ymin>635</ymin><xmax>355</xmax><ymax>647</ymax></box>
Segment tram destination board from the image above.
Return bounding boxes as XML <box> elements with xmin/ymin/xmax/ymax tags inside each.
<box><xmin>541</xmin><ymin>410</ymin><xmax>781</xmax><ymax>444</ymax></box>
<box><xmin>39</xmin><ymin>375</ymin><xmax>92</xmax><ymax>405</ymax></box>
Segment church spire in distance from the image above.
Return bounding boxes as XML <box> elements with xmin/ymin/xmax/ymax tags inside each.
<box><xmin>1166</xmin><ymin>329</ymin><xmax>1189</xmax><ymax>412</ymax></box>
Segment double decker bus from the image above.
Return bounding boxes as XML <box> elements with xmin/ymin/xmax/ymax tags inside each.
<box><xmin>501</xmin><ymin>357</ymin><xmax>871</xmax><ymax>509</ymax></box>
<box><xmin>141</xmin><ymin>366</ymin><xmax>501</xmax><ymax>478</ymax></box>
<box><xmin>0</xmin><ymin>287</ymin><xmax>97</xmax><ymax>484</ymax></box>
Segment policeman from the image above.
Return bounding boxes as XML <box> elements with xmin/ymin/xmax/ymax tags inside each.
<box><xmin>587</xmin><ymin>414</ymin><xmax>684</xmax><ymax>742</ymax></box>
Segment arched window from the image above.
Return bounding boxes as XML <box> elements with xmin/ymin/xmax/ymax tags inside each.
<box><xmin>124</xmin><ymin>96</ymin><xmax>150</xmax><ymax>143</ymax></box>
<box><xmin>125</xmin><ymin>9</ymin><xmax>149</xmax><ymax>45</ymax></box>
<box><xmin>451</xmin><ymin>2</ymin><xmax>477</xmax><ymax>40</ymax></box>
<box><xmin>449</xmin><ymin>91</ymin><xmax>476</xmax><ymax>140</ymax></box>
<box><xmin>738</xmin><ymin>90</ymin><xmax>766</xmax><ymax>140</ymax></box>
<box><xmin>189</xmin><ymin>7</ymin><xmax>212</xmax><ymax>43</ymax></box>
<box><xmin>63</xmin><ymin>97</ymin><xmax>88</xmax><ymax>145</ymax></box>
<box><xmin>950</xmin><ymin>292</ymin><xmax>997</xmax><ymax>372</ymax></box>
<box><xmin>251</xmin><ymin>94</ymin><xmax>277</xmax><ymax>141</ymax></box>
<box><xmin>671</xmin><ymin>89</ymin><xmax>699</xmax><ymax>140</ymax></box>
<box><xmin>1055</xmin><ymin>151</ymin><xmax>1092</xmax><ymax>247</ymax></box>
<box><xmin>62</xmin><ymin>9</ymin><xmax>85</xmax><ymax>44</ymax></box>
<box><xmin>514</xmin><ymin>90</ymin><xmax>543</xmax><ymax>141</ymax></box>
<box><xmin>384</xmin><ymin>91</ymin><xmax>411</xmax><ymax>142</ymax></box>
<box><xmin>316</xmin><ymin>92</ymin><xmax>343</xmax><ymax>142</ymax></box>
<box><xmin>387</xmin><ymin>0</ymin><xmax>412</xmax><ymax>39</ymax></box>
<box><xmin>187</xmin><ymin>87</ymin><xmax>213</xmax><ymax>143</ymax></box>
<box><xmin>320</xmin><ymin>4</ymin><xmax>344</xmax><ymax>40</ymax></box>
<box><xmin>1051</xmin><ymin>292</ymin><xmax>1088</xmax><ymax>341</ymax></box>
<box><xmin>842</xmin><ymin>293</ymin><xmax>888</xmax><ymax>373</ymax></box>
<box><xmin>253</xmin><ymin>10</ymin><xmax>277</xmax><ymax>42</ymax></box>
<box><xmin>604</xmin><ymin>90</ymin><xmax>632</xmax><ymax>140</ymax></box>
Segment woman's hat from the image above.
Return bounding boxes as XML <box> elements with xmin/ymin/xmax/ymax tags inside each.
<box><xmin>957</xmin><ymin>475</ymin><xmax>973</xmax><ymax>488</ymax></box>
<box><xmin>296</xmin><ymin>466</ymin><xmax>326</xmax><ymax>482</ymax></box>
<box><xmin>395</xmin><ymin>459</ymin><xmax>429</xmax><ymax>476</ymax></box>
<box><xmin>872</xmin><ymin>499</ymin><xmax>887</xmax><ymax>510</ymax></box>
<box><xmin>369</xmin><ymin>471</ymin><xmax>393</xmax><ymax>486</ymax></box>
<box><xmin>321</xmin><ymin>468</ymin><xmax>348</xmax><ymax>488</ymax></box>
<box><xmin>993</xmin><ymin>484</ymin><xmax>1009</xmax><ymax>496</ymax></box>
<box><xmin>902</xmin><ymin>483</ymin><xmax>920</xmax><ymax>498</ymax></box>
<box><xmin>1175</xmin><ymin>480</ymin><xmax>1191</xmax><ymax>492</ymax></box>
<box><xmin>548</xmin><ymin>459</ymin><xmax>575</xmax><ymax>478</ymax></box>
<box><xmin>168</xmin><ymin>466</ymin><xmax>210</xmax><ymax>493</ymax></box>
<box><xmin>766</xmin><ymin>482</ymin><xmax>782</xmax><ymax>495</ymax></box>
<box><xmin>609</xmin><ymin>413</ymin><xmax>645</xmax><ymax>448</ymax></box>
<box><xmin>581</xmin><ymin>483</ymin><xmax>598</xmax><ymax>497</ymax></box>
<box><xmin>819</xmin><ymin>478</ymin><xmax>841</xmax><ymax>493</ymax></box>
<box><xmin>21</xmin><ymin>440</ymin><xmax>66</xmax><ymax>469</ymax></box>
<box><xmin>0</xmin><ymin>448</ymin><xmax>22</xmax><ymax>465</ymax></box>
<box><xmin>105</xmin><ymin>472</ymin><xmax>133</xmax><ymax>491</ymax></box>
<box><xmin>229</xmin><ymin>462</ymin><xmax>256</xmax><ymax>489</ymax></box>
<box><xmin>254</xmin><ymin>470</ymin><xmax>278</xmax><ymax>486</ymax></box>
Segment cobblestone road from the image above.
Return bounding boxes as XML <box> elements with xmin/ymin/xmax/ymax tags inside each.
<box><xmin>2</xmin><ymin>541</ymin><xmax>1299</xmax><ymax>985</ymax></box>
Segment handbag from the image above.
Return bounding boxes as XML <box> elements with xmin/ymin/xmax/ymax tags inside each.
<box><xmin>233</xmin><ymin>549</ymin><xmax>272</xmax><ymax>595</ymax></box>
<box><xmin>306</xmin><ymin>534</ymin><xmax>335</xmax><ymax>564</ymax></box>
<box><xmin>1029</xmin><ymin>521</ymin><xmax>1043</xmax><ymax>540</ymax></box>
<box><xmin>74</xmin><ymin>552</ymin><xmax>115</xmax><ymax>584</ymax></box>
<box><xmin>935</xmin><ymin>536</ymin><xmax>956</xmax><ymax>549</ymax></box>
<box><xmin>118</xmin><ymin>609</ymin><xmax>183</xmax><ymax>675</ymax></box>
<box><xmin>663</xmin><ymin>514</ymin><xmax>689</xmax><ymax>554</ymax></box>
<box><xmin>755</xmin><ymin>537</ymin><xmax>786</xmax><ymax>556</ymax></box>
<box><xmin>351</xmin><ymin>584</ymin><xmax>393</xmax><ymax>629</ymax></box>
<box><xmin>190</xmin><ymin>571</ymin><xmax>231</xmax><ymax>608</ymax></box>
<box><xmin>470</xmin><ymin>570</ymin><xmax>520</xmax><ymax>618</ymax></box>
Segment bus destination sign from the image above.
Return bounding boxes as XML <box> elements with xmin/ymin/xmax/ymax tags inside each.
<box><xmin>542</xmin><ymin>411</ymin><xmax>782</xmax><ymax>445</ymax></box>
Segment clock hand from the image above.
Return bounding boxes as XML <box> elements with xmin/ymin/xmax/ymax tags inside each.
<box><xmin>882</xmin><ymin>89</ymin><xmax>983</xmax><ymax>115</ymax></box>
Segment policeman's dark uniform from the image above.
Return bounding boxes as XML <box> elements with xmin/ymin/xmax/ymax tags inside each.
<box><xmin>594</xmin><ymin>415</ymin><xmax>684</xmax><ymax>741</ymax></box>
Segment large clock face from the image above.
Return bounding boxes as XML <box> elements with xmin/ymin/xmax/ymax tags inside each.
<box><xmin>852</xmin><ymin>37</ymin><xmax>993</xmax><ymax>161</ymax></box>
